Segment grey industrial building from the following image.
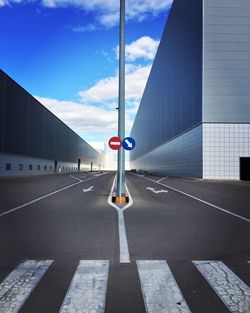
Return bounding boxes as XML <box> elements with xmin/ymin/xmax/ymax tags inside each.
<box><xmin>0</xmin><ymin>70</ymin><xmax>101</xmax><ymax>176</ymax></box>
<box><xmin>130</xmin><ymin>0</ymin><xmax>250</xmax><ymax>180</ymax></box>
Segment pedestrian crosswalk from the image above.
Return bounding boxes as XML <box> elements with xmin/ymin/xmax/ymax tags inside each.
<box><xmin>0</xmin><ymin>260</ymin><xmax>53</xmax><ymax>313</ymax></box>
<box><xmin>0</xmin><ymin>260</ymin><xmax>249</xmax><ymax>313</ymax></box>
<box><xmin>137</xmin><ymin>260</ymin><xmax>191</xmax><ymax>313</ymax></box>
<box><xmin>59</xmin><ymin>260</ymin><xmax>109</xmax><ymax>313</ymax></box>
<box><xmin>193</xmin><ymin>261</ymin><xmax>250</xmax><ymax>313</ymax></box>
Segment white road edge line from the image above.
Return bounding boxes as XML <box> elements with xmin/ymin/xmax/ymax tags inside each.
<box><xmin>108</xmin><ymin>175</ymin><xmax>132</xmax><ymax>263</ymax></box>
<box><xmin>69</xmin><ymin>174</ymin><xmax>83</xmax><ymax>182</ymax></box>
<box><xmin>0</xmin><ymin>173</ymin><xmax>108</xmax><ymax>218</ymax></box>
<box><xmin>157</xmin><ymin>177</ymin><xmax>166</xmax><ymax>183</ymax></box>
<box><xmin>193</xmin><ymin>260</ymin><xmax>250</xmax><ymax>313</ymax></box>
<box><xmin>137</xmin><ymin>260</ymin><xmax>191</xmax><ymax>313</ymax></box>
<box><xmin>137</xmin><ymin>175</ymin><xmax>250</xmax><ymax>223</ymax></box>
<box><xmin>0</xmin><ymin>260</ymin><xmax>53</xmax><ymax>313</ymax></box>
<box><xmin>59</xmin><ymin>260</ymin><xmax>109</xmax><ymax>313</ymax></box>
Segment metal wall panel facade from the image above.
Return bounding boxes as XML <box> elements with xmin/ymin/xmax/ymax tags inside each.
<box><xmin>203</xmin><ymin>0</ymin><xmax>250</xmax><ymax>122</ymax></box>
<box><xmin>0</xmin><ymin>70</ymin><xmax>100</xmax><ymax>170</ymax></box>
<box><xmin>0</xmin><ymin>70</ymin><xmax>5</xmax><ymax>152</ymax></box>
<box><xmin>130</xmin><ymin>0</ymin><xmax>203</xmax><ymax>163</ymax></box>
<box><xmin>131</xmin><ymin>124</ymin><xmax>202</xmax><ymax>178</ymax></box>
<box><xmin>130</xmin><ymin>0</ymin><xmax>203</xmax><ymax>177</ymax></box>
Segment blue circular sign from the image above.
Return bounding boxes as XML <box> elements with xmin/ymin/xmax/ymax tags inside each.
<box><xmin>122</xmin><ymin>137</ymin><xmax>136</xmax><ymax>150</ymax></box>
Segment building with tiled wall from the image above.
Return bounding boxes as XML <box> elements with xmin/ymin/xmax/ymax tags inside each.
<box><xmin>130</xmin><ymin>0</ymin><xmax>250</xmax><ymax>180</ymax></box>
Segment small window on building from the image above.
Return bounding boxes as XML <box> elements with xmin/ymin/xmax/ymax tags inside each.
<box><xmin>50</xmin><ymin>165</ymin><xmax>53</xmax><ymax>170</ymax></box>
<box><xmin>18</xmin><ymin>164</ymin><xmax>23</xmax><ymax>171</ymax></box>
<box><xmin>37</xmin><ymin>165</ymin><xmax>40</xmax><ymax>170</ymax></box>
<box><xmin>44</xmin><ymin>165</ymin><xmax>47</xmax><ymax>170</ymax></box>
<box><xmin>29</xmin><ymin>164</ymin><xmax>33</xmax><ymax>170</ymax></box>
<box><xmin>63</xmin><ymin>166</ymin><xmax>65</xmax><ymax>170</ymax></box>
<box><xmin>6</xmin><ymin>163</ymin><xmax>11</xmax><ymax>171</ymax></box>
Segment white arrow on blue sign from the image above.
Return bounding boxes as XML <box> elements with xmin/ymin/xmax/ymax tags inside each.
<box><xmin>122</xmin><ymin>137</ymin><xmax>136</xmax><ymax>150</ymax></box>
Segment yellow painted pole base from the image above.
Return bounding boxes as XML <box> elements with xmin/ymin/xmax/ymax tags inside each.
<box><xmin>115</xmin><ymin>197</ymin><xmax>127</xmax><ymax>204</ymax></box>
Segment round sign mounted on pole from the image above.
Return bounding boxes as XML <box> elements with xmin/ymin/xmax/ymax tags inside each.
<box><xmin>122</xmin><ymin>137</ymin><xmax>136</xmax><ymax>151</ymax></box>
<box><xmin>109</xmin><ymin>136</ymin><xmax>122</xmax><ymax>150</ymax></box>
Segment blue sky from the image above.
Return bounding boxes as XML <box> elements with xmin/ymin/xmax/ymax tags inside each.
<box><xmin>0</xmin><ymin>0</ymin><xmax>172</xmax><ymax>144</ymax></box>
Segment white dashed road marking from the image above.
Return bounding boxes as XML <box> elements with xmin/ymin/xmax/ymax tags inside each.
<box><xmin>193</xmin><ymin>261</ymin><xmax>250</xmax><ymax>313</ymax></box>
<box><xmin>59</xmin><ymin>260</ymin><xmax>109</xmax><ymax>313</ymax></box>
<box><xmin>0</xmin><ymin>260</ymin><xmax>53</xmax><ymax>313</ymax></box>
<box><xmin>137</xmin><ymin>260</ymin><xmax>191</xmax><ymax>313</ymax></box>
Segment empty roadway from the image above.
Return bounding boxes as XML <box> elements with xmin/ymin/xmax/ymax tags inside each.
<box><xmin>0</xmin><ymin>171</ymin><xmax>249</xmax><ymax>313</ymax></box>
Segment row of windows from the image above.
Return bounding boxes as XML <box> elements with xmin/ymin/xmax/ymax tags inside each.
<box><xmin>5</xmin><ymin>163</ymin><xmax>78</xmax><ymax>171</ymax></box>
<box><xmin>5</xmin><ymin>163</ymin><xmax>53</xmax><ymax>171</ymax></box>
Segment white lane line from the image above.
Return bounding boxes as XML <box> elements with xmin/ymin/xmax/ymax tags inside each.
<box><xmin>193</xmin><ymin>261</ymin><xmax>250</xmax><ymax>313</ymax></box>
<box><xmin>137</xmin><ymin>175</ymin><xmax>250</xmax><ymax>223</ymax></box>
<box><xmin>157</xmin><ymin>177</ymin><xmax>167</xmax><ymax>183</ymax></box>
<box><xmin>0</xmin><ymin>173</ymin><xmax>108</xmax><ymax>218</ymax></box>
<box><xmin>107</xmin><ymin>175</ymin><xmax>132</xmax><ymax>263</ymax></box>
<box><xmin>137</xmin><ymin>260</ymin><xmax>191</xmax><ymax>313</ymax></box>
<box><xmin>69</xmin><ymin>174</ymin><xmax>83</xmax><ymax>182</ymax></box>
<box><xmin>122</xmin><ymin>182</ymin><xmax>134</xmax><ymax>212</ymax></box>
<box><xmin>0</xmin><ymin>260</ymin><xmax>53</xmax><ymax>313</ymax></box>
<box><xmin>59</xmin><ymin>260</ymin><xmax>109</xmax><ymax>313</ymax></box>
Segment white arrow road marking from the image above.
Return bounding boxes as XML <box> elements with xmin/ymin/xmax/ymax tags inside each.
<box><xmin>125</xmin><ymin>139</ymin><xmax>133</xmax><ymax>148</ymax></box>
<box><xmin>83</xmin><ymin>186</ymin><xmax>94</xmax><ymax>192</ymax></box>
<box><xmin>146</xmin><ymin>187</ymin><xmax>168</xmax><ymax>194</ymax></box>
<box><xmin>110</xmin><ymin>141</ymin><xmax>121</xmax><ymax>145</ymax></box>
<box><xmin>0</xmin><ymin>173</ymin><xmax>108</xmax><ymax>218</ymax></box>
<box><xmin>0</xmin><ymin>260</ymin><xmax>53</xmax><ymax>313</ymax></box>
<box><xmin>139</xmin><ymin>176</ymin><xmax>250</xmax><ymax>223</ymax></box>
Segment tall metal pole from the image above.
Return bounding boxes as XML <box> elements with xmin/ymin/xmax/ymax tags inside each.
<box><xmin>117</xmin><ymin>0</ymin><xmax>125</xmax><ymax>201</ymax></box>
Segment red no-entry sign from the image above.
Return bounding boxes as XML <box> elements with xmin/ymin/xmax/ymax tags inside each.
<box><xmin>109</xmin><ymin>136</ymin><xmax>122</xmax><ymax>150</ymax></box>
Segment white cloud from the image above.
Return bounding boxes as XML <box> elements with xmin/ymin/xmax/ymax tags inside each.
<box><xmin>116</xmin><ymin>36</ymin><xmax>160</xmax><ymax>61</ymax></box>
<box><xmin>47</xmin><ymin>0</ymin><xmax>173</xmax><ymax>27</ymax></box>
<box><xmin>0</xmin><ymin>0</ymin><xmax>7</xmax><ymax>6</ymax></box>
<box><xmin>71</xmin><ymin>23</ymin><xmax>97</xmax><ymax>32</ymax></box>
<box><xmin>0</xmin><ymin>0</ymin><xmax>173</xmax><ymax>27</ymax></box>
<box><xmin>0</xmin><ymin>0</ymin><xmax>22</xmax><ymax>6</ymax></box>
<box><xmin>35</xmin><ymin>96</ymin><xmax>133</xmax><ymax>136</ymax></box>
<box><xmin>34</xmin><ymin>64</ymin><xmax>146</xmax><ymax>140</ymax></box>
<box><xmin>79</xmin><ymin>63</ymin><xmax>152</xmax><ymax>103</ymax></box>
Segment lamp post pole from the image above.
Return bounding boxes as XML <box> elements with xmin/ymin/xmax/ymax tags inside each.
<box><xmin>117</xmin><ymin>0</ymin><xmax>125</xmax><ymax>202</ymax></box>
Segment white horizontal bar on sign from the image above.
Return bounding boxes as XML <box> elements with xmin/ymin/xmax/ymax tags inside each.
<box><xmin>137</xmin><ymin>260</ymin><xmax>191</xmax><ymax>313</ymax></box>
<box><xmin>110</xmin><ymin>142</ymin><xmax>121</xmax><ymax>145</ymax></box>
<box><xmin>59</xmin><ymin>260</ymin><xmax>109</xmax><ymax>313</ymax></box>
<box><xmin>0</xmin><ymin>260</ymin><xmax>53</xmax><ymax>313</ymax></box>
<box><xmin>193</xmin><ymin>261</ymin><xmax>250</xmax><ymax>313</ymax></box>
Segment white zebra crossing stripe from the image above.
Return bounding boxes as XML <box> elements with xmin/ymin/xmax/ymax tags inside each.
<box><xmin>193</xmin><ymin>261</ymin><xmax>250</xmax><ymax>313</ymax></box>
<box><xmin>0</xmin><ymin>260</ymin><xmax>53</xmax><ymax>313</ymax></box>
<box><xmin>59</xmin><ymin>260</ymin><xmax>109</xmax><ymax>313</ymax></box>
<box><xmin>137</xmin><ymin>260</ymin><xmax>191</xmax><ymax>313</ymax></box>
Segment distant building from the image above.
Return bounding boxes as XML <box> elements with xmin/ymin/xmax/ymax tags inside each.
<box><xmin>0</xmin><ymin>70</ymin><xmax>101</xmax><ymax>176</ymax></box>
<box><xmin>130</xmin><ymin>0</ymin><xmax>250</xmax><ymax>180</ymax></box>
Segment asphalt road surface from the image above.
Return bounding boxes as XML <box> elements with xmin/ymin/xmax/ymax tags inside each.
<box><xmin>0</xmin><ymin>171</ymin><xmax>249</xmax><ymax>313</ymax></box>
